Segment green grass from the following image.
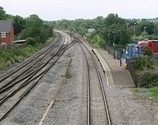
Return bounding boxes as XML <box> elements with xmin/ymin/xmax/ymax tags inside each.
<box><xmin>0</xmin><ymin>37</ymin><xmax>53</xmax><ymax>70</ymax></box>
<box><xmin>133</xmin><ymin>88</ymin><xmax>141</xmax><ymax>93</ymax></box>
<box><xmin>133</xmin><ymin>87</ymin><xmax>158</xmax><ymax>101</ymax></box>
<box><xmin>65</xmin><ymin>72</ymin><xmax>72</xmax><ymax>79</ymax></box>
<box><xmin>148</xmin><ymin>87</ymin><xmax>158</xmax><ymax>100</ymax></box>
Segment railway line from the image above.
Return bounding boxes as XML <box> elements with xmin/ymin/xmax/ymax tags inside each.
<box><xmin>74</xmin><ymin>36</ymin><xmax>112</xmax><ymax>125</ymax></box>
<box><xmin>0</xmin><ymin>31</ymin><xmax>76</xmax><ymax>121</ymax></box>
<box><xmin>1</xmin><ymin>31</ymin><xmax>111</xmax><ymax>124</ymax></box>
<box><xmin>0</xmin><ymin>31</ymin><xmax>156</xmax><ymax>125</ymax></box>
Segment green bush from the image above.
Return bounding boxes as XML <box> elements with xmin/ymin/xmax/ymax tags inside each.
<box><xmin>26</xmin><ymin>37</ymin><xmax>37</xmax><ymax>46</ymax></box>
<box><xmin>0</xmin><ymin>42</ymin><xmax>47</xmax><ymax>70</ymax></box>
<box><xmin>98</xmin><ymin>39</ymin><xmax>105</xmax><ymax>48</ymax></box>
<box><xmin>133</xmin><ymin>56</ymin><xmax>147</xmax><ymax>71</ymax></box>
<box><xmin>133</xmin><ymin>56</ymin><xmax>155</xmax><ymax>71</ymax></box>
<box><xmin>143</xmin><ymin>44</ymin><xmax>152</xmax><ymax>57</ymax></box>
<box><xmin>90</xmin><ymin>35</ymin><xmax>98</xmax><ymax>44</ymax></box>
<box><xmin>137</xmin><ymin>71</ymin><xmax>158</xmax><ymax>88</ymax></box>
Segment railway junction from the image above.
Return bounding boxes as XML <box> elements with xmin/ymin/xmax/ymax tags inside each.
<box><xmin>0</xmin><ymin>31</ymin><xmax>158</xmax><ymax>125</ymax></box>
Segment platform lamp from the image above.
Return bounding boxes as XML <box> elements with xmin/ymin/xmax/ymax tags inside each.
<box><xmin>117</xmin><ymin>30</ymin><xmax>123</xmax><ymax>66</ymax></box>
<box><xmin>134</xmin><ymin>23</ymin><xmax>136</xmax><ymax>40</ymax></box>
<box><xmin>106</xmin><ymin>30</ymin><xmax>111</xmax><ymax>54</ymax></box>
<box><xmin>144</xmin><ymin>27</ymin><xmax>147</xmax><ymax>39</ymax></box>
<box><xmin>112</xmin><ymin>30</ymin><xmax>117</xmax><ymax>59</ymax></box>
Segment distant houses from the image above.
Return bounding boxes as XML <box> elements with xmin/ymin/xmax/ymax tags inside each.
<box><xmin>0</xmin><ymin>20</ymin><xmax>14</xmax><ymax>45</ymax></box>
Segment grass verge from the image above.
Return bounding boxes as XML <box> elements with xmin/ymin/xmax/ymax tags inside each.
<box><xmin>133</xmin><ymin>87</ymin><xmax>158</xmax><ymax>101</ymax></box>
<box><xmin>0</xmin><ymin>37</ymin><xmax>53</xmax><ymax>70</ymax></box>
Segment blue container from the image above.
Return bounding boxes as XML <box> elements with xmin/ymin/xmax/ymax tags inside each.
<box><xmin>126</xmin><ymin>44</ymin><xmax>143</xmax><ymax>58</ymax></box>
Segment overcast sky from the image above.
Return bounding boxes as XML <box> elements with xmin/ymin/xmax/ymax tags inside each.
<box><xmin>0</xmin><ymin>0</ymin><xmax>157</xmax><ymax>21</ymax></box>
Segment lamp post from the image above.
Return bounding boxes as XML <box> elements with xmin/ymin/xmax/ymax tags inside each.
<box><xmin>117</xmin><ymin>30</ymin><xmax>123</xmax><ymax>66</ymax></box>
<box><xmin>112</xmin><ymin>30</ymin><xmax>117</xmax><ymax>59</ymax></box>
<box><xmin>107</xmin><ymin>30</ymin><xmax>111</xmax><ymax>54</ymax></box>
<box><xmin>144</xmin><ymin>27</ymin><xmax>147</xmax><ymax>39</ymax></box>
<box><xmin>134</xmin><ymin>23</ymin><xmax>136</xmax><ymax>40</ymax></box>
<box><xmin>108</xmin><ymin>32</ymin><xmax>110</xmax><ymax>53</ymax></box>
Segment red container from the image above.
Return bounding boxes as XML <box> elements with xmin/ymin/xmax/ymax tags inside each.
<box><xmin>151</xmin><ymin>40</ymin><xmax>158</xmax><ymax>53</ymax></box>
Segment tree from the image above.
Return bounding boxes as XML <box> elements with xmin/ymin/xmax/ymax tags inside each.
<box><xmin>104</xmin><ymin>13</ymin><xmax>125</xmax><ymax>27</ymax></box>
<box><xmin>13</xmin><ymin>15</ymin><xmax>26</xmax><ymax>35</ymax></box>
<box><xmin>102</xmin><ymin>15</ymin><xmax>130</xmax><ymax>47</ymax></box>
<box><xmin>19</xmin><ymin>14</ymin><xmax>53</xmax><ymax>45</ymax></box>
<box><xmin>25</xmin><ymin>14</ymin><xmax>43</xmax><ymax>37</ymax></box>
<box><xmin>0</xmin><ymin>6</ymin><xmax>6</xmax><ymax>20</ymax></box>
<box><xmin>139</xmin><ymin>19</ymin><xmax>154</xmax><ymax>35</ymax></box>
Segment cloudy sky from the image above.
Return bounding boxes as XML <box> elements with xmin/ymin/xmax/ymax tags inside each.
<box><xmin>0</xmin><ymin>0</ymin><xmax>157</xmax><ymax>21</ymax></box>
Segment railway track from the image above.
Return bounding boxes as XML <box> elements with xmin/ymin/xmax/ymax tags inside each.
<box><xmin>0</xmin><ymin>31</ymin><xmax>76</xmax><ymax>121</ymax></box>
<box><xmin>38</xmin><ymin>57</ymin><xmax>72</xmax><ymax>125</ymax></box>
<box><xmin>0</xmin><ymin>31</ymin><xmax>65</xmax><ymax>86</ymax></box>
<box><xmin>74</xmin><ymin>36</ymin><xmax>112</xmax><ymax>125</ymax></box>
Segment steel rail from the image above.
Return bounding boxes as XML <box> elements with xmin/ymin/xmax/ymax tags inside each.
<box><xmin>0</xmin><ymin>32</ymin><xmax>62</xmax><ymax>83</ymax></box>
<box><xmin>0</xmin><ymin>32</ymin><xmax>69</xmax><ymax>92</ymax></box>
<box><xmin>0</xmin><ymin>40</ymin><xmax>76</xmax><ymax>104</ymax></box>
<box><xmin>74</xmin><ymin>35</ymin><xmax>112</xmax><ymax>125</ymax></box>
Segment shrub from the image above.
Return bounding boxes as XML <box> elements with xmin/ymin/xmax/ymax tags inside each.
<box><xmin>133</xmin><ymin>56</ymin><xmax>155</xmax><ymax>71</ymax></box>
<box><xmin>98</xmin><ymin>39</ymin><xmax>105</xmax><ymax>48</ymax></box>
<box><xmin>137</xmin><ymin>71</ymin><xmax>158</xmax><ymax>88</ymax></box>
<box><xmin>133</xmin><ymin>56</ymin><xmax>148</xmax><ymax>71</ymax></box>
<box><xmin>26</xmin><ymin>37</ymin><xmax>37</xmax><ymax>46</ymax></box>
<box><xmin>143</xmin><ymin>44</ymin><xmax>152</xmax><ymax>57</ymax></box>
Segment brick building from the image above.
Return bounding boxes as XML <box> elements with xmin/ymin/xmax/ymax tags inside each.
<box><xmin>0</xmin><ymin>20</ymin><xmax>14</xmax><ymax>45</ymax></box>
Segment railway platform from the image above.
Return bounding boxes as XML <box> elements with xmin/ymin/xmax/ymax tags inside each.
<box><xmin>97</xmin><ymin>48</ymin><xmax>135</xmax><ymax>88</ymax></box>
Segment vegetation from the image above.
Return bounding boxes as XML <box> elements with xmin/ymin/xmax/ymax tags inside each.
<box><xmin>148</xmin><ymin>87</ymin><xmax>158</xmax><ymax>100</ymax></box>
<box><xmin>133</xmin><ymin>53</ymin><xmax>158</xmax><ymax>88</ymax></box>
<box><xmin>131</xmin><ymin>44</ymin><xmax>158</xmax><ymax>88</ymax></box>
<box><xmin>0</xmin><ymin>6</ymin><xmax>54</xmax><ymax>69</ymax></box>
<box><xmin>0</xmin><ymin>45</ymin><xmax>40</xmax><ymax>69</ymax></box>
<box><xmin>65</xmin><ymin>72</ymin><xmax>72</xmax><ymax>79</ymax></box>
<box><xmin>48</xmin><ymin>14</ymin><xmax>158</xmax><ymax>50</ymax></box>
<box><xmin>0</xmin><ymin>6</ymin><xmax>53</xmax><ymax>44</ymax></box>
<box><xmin>0</xmin><ymin>37</ymin><xmax>54</xmax><ymax>70</ymax></box>
<box><xmin>133</xmin><ymin>87</ymin><xmax>158</xmax><ymax>101</ymax></box>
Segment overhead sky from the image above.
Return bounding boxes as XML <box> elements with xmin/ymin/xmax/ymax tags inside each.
<box><xmin>0</xmin><ymin>0</ymin><xmax>157</xmax><ymax>21</ymax></box>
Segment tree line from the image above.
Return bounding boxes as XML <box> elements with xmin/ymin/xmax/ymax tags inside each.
<box><xmin>1</xmin><ymin>5</ymin><xmax>158</xmax><ymax>48</ymax></box>
<box><xmin>48</xmin><ymin>14</ymin><xmax>158</xmax><ymax>49</ymax></box>
<box><xmin>0</xmin><ymin>6</ymin><xmax>53</xmax><ymax>46</ymax></box>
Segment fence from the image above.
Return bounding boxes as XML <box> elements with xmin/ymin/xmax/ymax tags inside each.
<box><xmin>126</xmin><ymin>57</ymin><xmax>138</xmax><ymax>87</ymax></box>
<box><xmin>105</xmin><ymin>45</ymin><xmax>121</xmax><ymax>59</ymax></box>
<box><xmin>0</xmin><ymin>43</ymin><xmax>27</xmax><ymax>50</ymax></box>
